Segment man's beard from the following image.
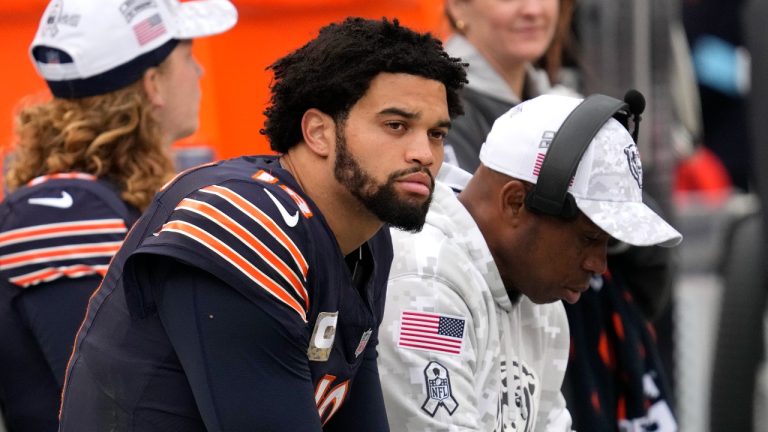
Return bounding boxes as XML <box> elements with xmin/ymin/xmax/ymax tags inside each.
<box><xmin>333</xmin><ymin>128</ymin><xmax>434</xmax><ymax>233</ymax></box>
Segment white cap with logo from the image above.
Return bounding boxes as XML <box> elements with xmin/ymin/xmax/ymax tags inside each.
<box><xmin>480</xmin><ymin>94</ymin><xmax>683</xmax><ymax>247</ymax></box>
<box><xmin>30</xmin><ymin>0</ymin><xmax>237</xmax><ymax>98</ymax></box>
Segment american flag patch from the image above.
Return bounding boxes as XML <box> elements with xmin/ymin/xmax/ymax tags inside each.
<box><xmin>532</xmin><ymin>152</ymin><xmax>546</xmax><ymax>177</ymax></box>
<box><xmin>133</xmin><ymin>13</ymin><xmax>166</xmax><ymax>46</ymax></box>
<box><xmin>397</xmin><ymin>311</ymin><xmax>466</xmax><ymax>355</ymax></box>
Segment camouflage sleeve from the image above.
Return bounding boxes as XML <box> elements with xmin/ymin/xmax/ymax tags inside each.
<box><xmin>538</xmin><ymin>393</ymin><xmax>573</xmax><ymax>432</ymax></box>
<box><xmin>378</xmin><ymin>273</ymin><xmax>486</xmax><ymax>432</ymax></box>
<box><xmin>533</xmin><ymin>302</ymin><xmax>574</xmax><ymax>432</ymax></box>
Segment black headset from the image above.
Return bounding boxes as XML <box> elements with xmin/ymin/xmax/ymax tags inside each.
<box><xmin>523</xmin><ymin>90</ymin><xmax>645</xmax><ymax>220</ymax></box>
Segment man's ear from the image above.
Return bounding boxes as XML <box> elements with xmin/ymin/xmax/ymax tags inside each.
<box><xmin>499</xmin><ymin>179</ymin><xmax>528</xmax><ymax>222</ymax></box>
<box><xmin>300</xmin><ymin>108</ymin><xmax>335</xmax><ymax>157</ymax></box>
<box><xmin>142</xmin><ymin>67</ymin><xmax>164</xmax><ymax>107</ymax></box>
<box><xmin>446</xmin><ymin>0</ymin><xmax>469</xmax><ymax>27</ymax></box>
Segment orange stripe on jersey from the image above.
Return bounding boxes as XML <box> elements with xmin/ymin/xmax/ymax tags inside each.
<box><xmin>27</xmin><ymin>172</ymin><xmax>97</xmax><ymax>186</ymax></box>
<box><xmin>160</xmin><ymin>220</ymin><xmax>308</xmax><ymax>322</ymax></box>
<box><xmin>590</xmin><ymin>390</ymin><xmax>601</xmax><ymax>412</ymax></box>
<box><xmin>199</xmin><ymin>185</ymin><xmax>309</xmax><ymax>280</ymax></box>
<box><xmin>617</xmin><ymin>395</ymin><xmax>627</xmax><ymax>420</ymax></box>
<box><xmin>0</xmin><ymin>242</ymin><xmax>122</xmax><ymax>270</ymax></box>
<box><xmin>252</xmin><ymin>170</ymin><xmax>279</xmax><ymax>184</ymax></box>
<box><xmin>176</xmin><ymin>198</ymin><xmax>309</xmax><ymax>310</ymax></box>
<box><xmin>10</xmin><ymin>264</ymin><xmax>109</xmax><ymax>288</ymax></box>
<box><xmin>0</xmin><ymin>219</ymin><xmax>127</xmax><ymax>248</ymax></box>
<box><xmin>252</xmin><ymin>171</ymin><xmax>312</xmax><ymax>218</ymax></box>
<box><xmin>645</xmin><ymin>322</ymin><xmax>657</xmax><ymax>342</ymax></box>
<box><xmin>598</xmin><ymin>331</ymin><xmax>614</xmax><ymax>369</ymax></box>
<box><xmin>280</xmin><ymin>185</ymin><xmax>313</xmax><ymax>218</ymax></box>
<box><xmin>612</xmin><ymin>312</ymin><xmax>625</xmax><ymax>340</ymax></box>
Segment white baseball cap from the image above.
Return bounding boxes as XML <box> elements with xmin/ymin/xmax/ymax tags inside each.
<box><xmin>480</xmin><ymin>94</ymin><xmax>683</xmax><ymax>247</ymax></box>
<box><xmin>30</xmin><ymin>0</ymin><xmax>238</xmax><ymax>99</ymax></box>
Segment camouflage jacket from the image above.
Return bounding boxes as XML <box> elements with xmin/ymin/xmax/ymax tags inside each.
<box><xmin>378</xmin><ymin>181</ymin><xmax>573</xmax><ymax>432</ymax></box>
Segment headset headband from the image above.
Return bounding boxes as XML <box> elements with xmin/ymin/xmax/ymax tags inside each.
<box><xmin>524</xmin><ymin>94</ymin><xmax>629</xmax><ymax>219</ymax></box>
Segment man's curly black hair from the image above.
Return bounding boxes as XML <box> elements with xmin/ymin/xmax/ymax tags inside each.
<box><xmin>261</xmin><ymin>17</ymin><xmax>468</xmax><ymax>153</ymax></box>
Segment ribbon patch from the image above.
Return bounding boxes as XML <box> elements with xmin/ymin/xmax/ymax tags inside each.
<box><xmin>421</xmin><ymin>361</ymin><xmax>458</xmax><ymax>417</ymax></box>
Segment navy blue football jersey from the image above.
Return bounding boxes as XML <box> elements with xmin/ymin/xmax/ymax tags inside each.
<box><xmin>0</xmin><ymin>173</ymin><xmax>136</xmax><ymax>291</ymax></box>
<box><xmin>0</xmin><ymin>173</ymin><xmax>138</xmax><ymax>432</ymax></box>
<box><xmin>59</xmin><ymin>156</ymin><xmax>393</xmax><ymax>431</ymax></box>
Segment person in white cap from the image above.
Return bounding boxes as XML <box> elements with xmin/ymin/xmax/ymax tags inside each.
<box><xmin>377</xmin><ymin>93</ymin><xmax>683</xmax><ymax>432</ymax></box>
<box><xmin>0</xmin><ymin>1</ymin><xmax>236</xmax><ymax>431</ymax></box>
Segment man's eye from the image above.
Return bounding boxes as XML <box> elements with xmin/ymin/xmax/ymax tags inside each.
<box><xmin>386</xmin><ymin>122</ymin><xmax>405</xmax><ymax>131</ymax></box>
<box><xmin>429</xmin><ymin>130</ymin><xmax>447</xmax><ymax>140</ymax></box>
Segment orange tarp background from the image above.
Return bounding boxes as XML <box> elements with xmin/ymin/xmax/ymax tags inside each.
<box><xmin>0</xmin><ymin>0</ymin><xmax>449</xmax><ymax>169</ymax></box>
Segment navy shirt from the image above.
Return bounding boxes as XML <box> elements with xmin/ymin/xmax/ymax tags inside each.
<box><xmin>59</xmin><ymin>156</ymin><xmax>392</xmax><ymax>431</ymax></box>
<box><xmin>0</xmin><ymin>174</ymin><xmax>138</xmax><ymax>432</ymax></box>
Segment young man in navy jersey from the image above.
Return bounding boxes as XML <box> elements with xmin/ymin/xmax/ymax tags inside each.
<box><xmin>59</xmin><ymin>17</ymin><xmax>467</xmax><ymax>431</ymax></box>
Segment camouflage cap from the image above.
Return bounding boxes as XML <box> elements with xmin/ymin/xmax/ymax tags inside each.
<box><xmin>479</xmin><ymin>94</ymin><xmax>682</xmax><ymax>247</ymax></box>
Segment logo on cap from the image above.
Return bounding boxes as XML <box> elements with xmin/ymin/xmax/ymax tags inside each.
<box><xmin>624</xmin><ymin>142</ymin><xmax>643</xmax><ymax>189</ymax></box>
<box><xmin>42</xmin><ymin>0</ymin><xmax>81</xmax><ymax>37</ymax></box>
<box><xmin>120</xmin><ymin>0</ymin><xmax>158</xmax><ymax>24</ymax></box>
<box><xmin>538</xmin><ymin>131</ymin><xmax>556</xmax><ymax>149</ymax></box>
<box><xmin>133</xmin><ymin>13</ymin><xmax>166</xmax><ymax>46</ymax></box>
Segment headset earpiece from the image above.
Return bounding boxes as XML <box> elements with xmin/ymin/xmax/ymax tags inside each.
<box><xmin>623</xmin><ymin>89</ymin><xmax>645</xmax><ymax>142</ymax></box>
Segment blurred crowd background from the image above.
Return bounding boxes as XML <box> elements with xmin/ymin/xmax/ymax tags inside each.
<box><xmin>1</xmin><ymin>0</ymin><xmax>766</xmax><ymax>431</ymax></box>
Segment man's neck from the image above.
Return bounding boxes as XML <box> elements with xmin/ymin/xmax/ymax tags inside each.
<box><xmin>280</xmin><ymin>151</ymin><xmax>383</xmax><ymax>255</ymax></box>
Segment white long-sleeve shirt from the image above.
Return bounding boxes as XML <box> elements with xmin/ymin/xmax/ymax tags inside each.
<box><xmin>378</xmin><ymin>180</ymin><xmax>573</xmax><ymax>432</ymax></box>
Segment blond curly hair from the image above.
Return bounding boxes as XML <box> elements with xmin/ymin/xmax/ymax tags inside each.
<box><xmin>6</xmin><ymin>80</ymin><xmax>176</xmax><ymax>211</ymax></box>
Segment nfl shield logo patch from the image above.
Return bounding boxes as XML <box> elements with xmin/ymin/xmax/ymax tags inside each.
<box><xmin>422</xmin><ymin>361</ymin><xmax>458</xmax><ymax>416</ymax></box>
<box><xmin>354</xmin><ymin>329</ymin><xmax>373</xmax><ymax>358</ymax></box>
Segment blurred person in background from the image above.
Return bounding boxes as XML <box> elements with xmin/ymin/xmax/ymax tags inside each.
<box><xmin>437</xmin><ymin>0</ymin><xmax>680</xmax><ymax>430</ymax></box>
<box><xmin>0</xmin><ymin>0</ymin><xmax>237</xmax><ymax>431</ymax></box>
<box><xmin>707</xmin><ymin>0</ymin><xmax>768</xmax><ymax>431</ymax></box>
<box><xmin>682</xmin><ymin>0</ymin><xmax>752</xmax><ymax>192</ymax></box>
<box><xmin>441</xmin><ymin>0</ymin><xmax>577</xmax><ymax>171</ymax></box>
